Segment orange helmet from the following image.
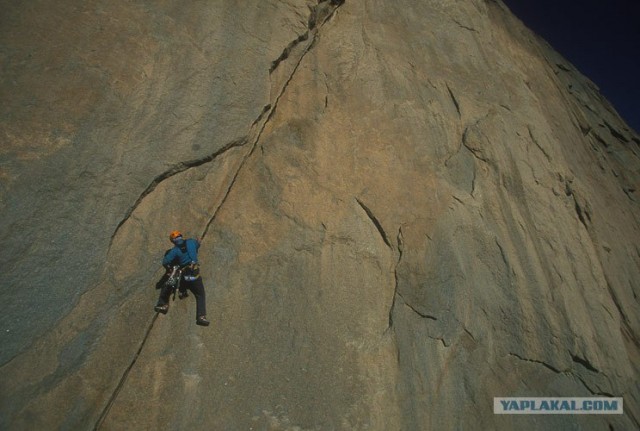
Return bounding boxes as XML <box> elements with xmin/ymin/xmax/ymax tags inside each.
<box><xmin>169</xmin><ymin>230</ymin><xmax>182</xmax><ymax>241</ymax></box>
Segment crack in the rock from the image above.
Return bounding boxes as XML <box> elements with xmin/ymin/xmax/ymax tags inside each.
<box><xmin>451</xmin><ymin>195</ymin><xmax>465</xmax><ymax>205</ymax></box>
<box><xmin>509</xmin><ymin>352</ymin><xmax>619</xmax><ymax>398</ymax></box>
<box><xmin>199</xmin><ymin>151</ymin><xmax>252</xmax><ymax>240</ymax></box>
<box><xmin>251</xmin><ymin>104</ymin><xmax>272</xmax><ymax>127</ymax></box>
<box><xmin>100</xmin><ymin>2</ymin><xmax>346</xmax><ymax>427</ymax></box>
<box><xmin>444</xmin><ymin>136</ymin><xmax>478</xmax><ymax>197</ymax></box>
<box><xmin>574</xmin><ymin>196</ymin><xmax>591</xmax><ymax>228</ymax></box>
<box><xmin>310</xmin><ymin>0</ymin><xmax>345</xmax><ymax>28</ymax></box>
<box><xmin>270</xmin><ymin>31</ymin><xmax>309</xmax><ymax>73</ymax></box>
<box><xmin>622</xmin><ymin>186</ymin><xmax>636</xmax><ymax>201</ymax></box>
<box><xmin>270</xmin><ymin>0</ymin><xmax>344</xmax><ymax>74</ymax></box>
<box><xmin>385</xmin><ymin>228</ymin><xmax>438</xmax><ymax>332</ymax></box>
<box><xmin>428</xmin><ymin>335</ymin><xmax>449</xmax><ymax>347</ymax></box>
<box><xmin>458</xmin><ymin>320</ymin><xmax>478</xmax><ymax>343</ymax></box>
<box><xmin>446</xmin><ymin>83</ymin><xmax>461</xmax><ymax>117</ymax></box>
<box><xmin>388</xmin><ymin>290</ymin><xmax>398</xmax><ymax>331</ymax></box>
<box><xmin>571</xmin><ymin>352</ymin><xmax>600</xmax><ymax>373</ymax></box>
<box><xmin>443</xmin><ymin>142</ymin><xmax>461</xmax><ymax>168</ymax></box>
<box><xmin>108</xmin><ymin>137</ymin><xmax>248</xmax><ymax>249</ymax></box>
<box><xmin>452</xmin><ymin>18</ymin><xmax>477</xmax><ymax>33</ymax></box>
<box><xmin>580</xmin><ymin>124</ymin><xmax>592</xmax><ymax>136</ymax></box>
<box><xmin>261</xmin><ymin>1</ymin><xmax>342</xmax><ymax>129</ymax></box>
<box><xmin>387</xmin><ymin>228</ymin><xmax>404</xmax><ymax>331</ymax></box>
<box><xmin>604</xmin><ymin>276</ymin><xmax>640</xmax><ymax>352</ymax></box>
<box><xmin>461</xmin><ymin>117</ymin><xmax>491</xmax><ymax>165</ymax></box>
<box><xmin>398</xmin><ymin>291</ymin><xmax>438</xmax><ymax>321</ymax></box>
<box><xmin>587</xmin><ymin>130</ymin><xmax>640</xmax><ymax>199</ymax></box>
<box><xmin>470</xmin><ymin>161</ymin><xmax>478</xmax><ymax>196</ymax></box>
<box><xmin>560</xmin><ymin>173</ymin><xmax>636</xmax><ymax>361</ymax></box>
<box><xmin>564</xmin><ymin>180</ymin><xmax>591</xmax><ymax>230</ymax></box>
<box><xmin>110</xmin><ymin>0</ymin><xmax>346</xmax><ymax>249</ymax></box>
<box><xmin>385</xmin><ymin>228</ymin><xmax>443</xmax><ymax>349</ymax></box>
<box><xmin>495</xmin><ymin>237</ymin><xmax>510</xmax><ymax>272</ymax></box>
<box><xmin>527</xmin><ymin>125</ymin><xmax>551</xmax><ymax>162</ymax></box>
<box><xmin>508</xmin><ymin>352</ymin><xmax>562</xmax><ymax>373</ymax></box>
<box><xmin>604</xmin><ymin>120</ymin><xmax>629</xmax><ymax>143</ymax></box>
<box><xmin>388</xmin><ymin>227</ymin><xmax>402</xmax><ymax>366</ymax></box>
<box><xmin>575</xmin><ymin>375</ymin><xmax>615</xmax><ymax>397</ymax></box>
<box><xmin>201</xmin><ymin>1</ymin><xmax>344</xmax><ymax>240</ymax></box>
<box><xmin>462</xmin><ymin>135</ymin><xmax>488</xmax><ymax>163</ymax></box>
<box><xmin>591</xmin><ymin>130</ymin><xmax>611</xmax><ymax>150</ymax></box>
<box><xmin>94</xmin><ymin>313</ymin><xmax>159</xmax><ymax>431</ymax></box>
<box><xmin>445</xmin><ymin>128</ymin><xmax>479</xmax><ymax>198</ymax></box>
<box><xmin>356</xmin><ymin>198</ymin><xmax>391</xmax><ymax>248</ymax></box>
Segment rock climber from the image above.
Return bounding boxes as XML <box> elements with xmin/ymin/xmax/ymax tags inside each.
<box><xmin>154</xmin><ymin>230</ymin><xmax>210</xmax><ymax>326</ymax></box>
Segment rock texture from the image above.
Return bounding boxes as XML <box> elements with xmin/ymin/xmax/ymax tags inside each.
<box><xmin>1</xmin><ymin>0</ymin><xmax>639</xmax><ymax>429</ymax></box>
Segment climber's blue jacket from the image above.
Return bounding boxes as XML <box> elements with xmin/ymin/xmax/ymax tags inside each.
<box><xmin>163</xmin><ymin>238</ymin><xmax>200</xmax><ymax>267</ymax></box>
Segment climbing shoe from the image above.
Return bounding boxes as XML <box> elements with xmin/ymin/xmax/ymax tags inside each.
<box><xmin>196</xmin><ymin>316</ymin><xmax>210</xmax><ymax>326</ymax></box>
<box><xmin>154</xmin><ymin>304</ymin><xmax>169</xmax><ymax>314</ymax></box>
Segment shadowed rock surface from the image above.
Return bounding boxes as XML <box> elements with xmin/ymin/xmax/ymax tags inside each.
<box><xmin>1</xmin><ymin>0</ymin><xmax>639</xmax><ymax>429</ymax></box>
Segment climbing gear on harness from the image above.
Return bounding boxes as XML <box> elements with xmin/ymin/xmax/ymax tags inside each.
<box><xmin>163</xmin><ymin>265</ymin><xmax>184</xmax><ymax>300</ymax></box>
<box><xmin>166</xmin><ymin>265</ymin><xmax>181</xmax><ymax>288</ymax></box>
<box><xmin>183</xmin><ymin>262</ymin><xmax>200</xmax><ymax>282</ymax></box>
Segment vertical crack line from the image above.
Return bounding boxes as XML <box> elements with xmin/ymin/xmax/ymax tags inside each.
<box><xmin>387</xmin><ymin>227</ymin><xmax>438</xmax><ymax>331</ymax></box>
<box><xmin>94</xmin><ymin>313</ymin><xmax>159</xmax><ymax>430</ymax></box>
<box><xmin>255</xmin><ymin>0</ymin><xmax>342</xmax><ymax>145</ymax></box>
<box><xmin>269</xmin><ymin>0</ymin><xmax>343</xmax><ymax>74</ymax></box>
<box><xmin>108</xmin><ymin>137</ymin><xmax>248</xmax><ymax>250</ymax></box>
<box><xmin>97</xmin><ymin>8</ymin><xmax>345</xmax><ymax>427</ymax></box>
<box><xmin>470</xmin><ymin>160</ymin><xmax>477</xmax><ymax>197</ymax></box>
<box><xmin>111</xmin><ymin>0</ymin><xmax>346</xmax><ymax>249</ymax></box>
<box><xmin>199</xmin><ymin>146</ymin><xmax>252</xmax><ymax>240</ymax></box>
<box><xmin>387</xmin><ymin>228</ymin><xmax>404</xmax><ymax>332</ymax></box>
<box><xmin>355</xmin><ymin>198</ymin><xmax>392</xmax><ymax>248</ymax></box>
<box><xmin>259</xmin><ymin>1</ymin><xmax>339</xmax><ymax>133</ymax></box>
<box><xmin>387</xmin><ymin>282</ymin><xmax>398</xmax><ymax>332</ymax></box>
<box><xmin>200</xmin><ymin>0</ymin><xmax>344</xmax><ymax>240</ymax></box>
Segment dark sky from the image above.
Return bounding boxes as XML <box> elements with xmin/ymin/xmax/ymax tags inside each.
<box><xmin>502</xmin><ymin>0</ymin><xmax>640</xmax><ymax>133</ymax></box>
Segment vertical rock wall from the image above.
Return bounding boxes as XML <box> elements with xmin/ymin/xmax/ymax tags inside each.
<box><xmin>1</xmin><ymin>0</ymin><xmax>638</xmax><ymax>429</ymax></box>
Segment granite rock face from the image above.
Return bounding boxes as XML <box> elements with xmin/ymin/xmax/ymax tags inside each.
<box><xmin>1</xmin><ymin>0</ymin><xmax>639</xmax><ymax>429</ymax></box>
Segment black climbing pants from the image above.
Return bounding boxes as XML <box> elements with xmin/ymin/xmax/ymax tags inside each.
<box><xmin>157</xmin><ymin>276</ymin><xmax>207</xmax><ymax>319</ymax></box>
